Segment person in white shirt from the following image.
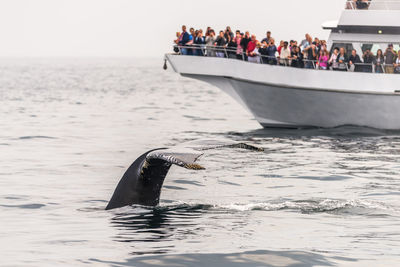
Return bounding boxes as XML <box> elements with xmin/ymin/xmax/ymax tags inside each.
<box><xmin>248</xmin><ymin>42</ymin><xmax>261</xmax><ymax>63</ymax></box>
<box><xmin>279</xmin><ymin>41</ymin><xmax>291</xmax><ymax>66</ymax></box>
<box><xmin>329</xmin><ymin>47</ymin><xmax>339</xmax><ymax>70</ymax></box>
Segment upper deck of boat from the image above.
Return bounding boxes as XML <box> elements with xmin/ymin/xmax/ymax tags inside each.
<box><xmin>338</xmin><ymin>0</ymin><xmax>400</xmax><ymax>29</ymax></box>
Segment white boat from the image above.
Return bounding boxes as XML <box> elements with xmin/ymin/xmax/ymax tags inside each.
<box><xmin>166</xmin><ymin>0</ymin><xmax>400</xmax><ymax>129</ymax></box>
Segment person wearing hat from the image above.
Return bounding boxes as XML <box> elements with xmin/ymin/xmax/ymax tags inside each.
<box><xmin>384</xmin><ymin>44</ymin><xmax>397</xmax><ymax>74</ymax></box>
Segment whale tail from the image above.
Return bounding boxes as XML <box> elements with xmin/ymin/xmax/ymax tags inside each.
<box><xmin>105</xmin><ymin>149</ymin><xmax>204</xmax><ymax>210</ymax></box>
<box><xmin>105</xmin><ymin>142</ymin><xmax>264</xmax><ymax>210</ymax></box>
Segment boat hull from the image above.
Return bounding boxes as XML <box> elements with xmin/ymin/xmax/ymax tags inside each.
<box><xmin>167</xmin><ymin>54</ymin><xmax>400</xmax><ymax>129</ymax></box>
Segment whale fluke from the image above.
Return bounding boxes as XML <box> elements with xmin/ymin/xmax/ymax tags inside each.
<box><xmin>105</xmin><ymin>142</ymin><xmax>264</xmax><ymax>210</ymax></box>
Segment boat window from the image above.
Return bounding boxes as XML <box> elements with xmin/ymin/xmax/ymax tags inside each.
<box><xmin>361</xmin><ymin>44</ymin><xmax>381</xmax><ymax>54</ymax></box>
<box><xmin>330</xmin><ymin>43</ymin><xmax>354</xmax><ymax>57</ymax></box>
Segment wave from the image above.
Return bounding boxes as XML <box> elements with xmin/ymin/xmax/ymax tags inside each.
<box><xmin>217</xmin><ymin>198</ymin><xmax>395</xmax><ymax>215</ymax></box>
<box><xmin>107</xmin><ymin>198</ymin><xmax>397</xmax><ymax>217</ymax></box>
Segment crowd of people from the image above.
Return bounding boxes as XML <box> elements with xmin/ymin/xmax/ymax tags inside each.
<box><xmin>174</xmin><ymin>25</ymin><xmax>400</xmax><ymax>74</ymax></box>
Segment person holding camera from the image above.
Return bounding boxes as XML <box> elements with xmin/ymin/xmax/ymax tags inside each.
<box><xmin>266</xmin><ymin>38</ymin><xmax>278</xmax><ymax>65</ymax></box>
<box><xmin>384</xmin><ymin>44</ymin><xmax>396</xmax><ymax>74</ymax></box>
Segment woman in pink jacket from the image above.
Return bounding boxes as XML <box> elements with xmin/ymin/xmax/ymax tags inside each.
<box><xmin>318</xmin><ymin>50</ymin><xmax>329</xmax><ymax>70</ymax></box>
<box><xmin>233</xmin><ymin>31</ymin><xmax>243</xmax><ymax>60</ymax></box>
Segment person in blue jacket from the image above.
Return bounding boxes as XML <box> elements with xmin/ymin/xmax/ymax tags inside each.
<box><xmin>178</xmin><ymin>25</ymin><xmax>190</xmax><ymax>55</ymax></box>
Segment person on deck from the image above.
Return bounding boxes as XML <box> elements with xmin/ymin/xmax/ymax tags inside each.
<box><xmin>205</xmin><ymin>30</ymin><xmax>216</xmax><ymax>57</ymax></box>
<box><xmin>266</xmin><ymin>38</ymin><xmax>278</xmax><ymax>65</ymax></box>
<box><xmin>349</xmin><ymin>49</ymin><xmax>362</xmax><ymax>72</ymax></box>
<box><xmin>261</xmin><ymin>31</ymin><xmax>272</xmax><ymax>44</ymax></box>
<box><xmin>290</xmin><ymin>46</ymin><xmax>304</xmax><ymax>68</ymax></box>
<box><xmin>177</xmin><ymin>25</ymin><xmax>190</xmax><ymax>55</ymax></box>
<box><xmin>215</xmin><ymin>31</ymin><xmax>227</xmax><ymax>58</ymax></box>
<box><xmin>362</xmin><ymin>49</ymin><xmax>375</xmax><ymax>73</ymax></box>
<box><xmin>240</xmin><ymin>31</ymin><xmax>251</xmax><ymax>61</ymax></box>
<box><xmin>336</xmin><ymin>47</ymin><xmax>349</xmax><ymax>71</ymax></box>
<box><xmin>384</xmin><ymin>44</ymin><xmax>397</xmax><ymax>74</ymax></box>
<box><xmin>234</xmin><ymin>31</ymin><xmax>244</xmax><ymax>60</ymax></box>
<box><xmin>375</xmin><ymin>49</ymin><xmax>384</xmax><ymax>73</ymax></box>
<box><xmin>279</xmin><ymin>41</ymin><xmax>291</xmax><ymax>66</ymax></box>
<box><xmin>329</xmin><ymin>47</ymin><xmax>339</xmax><ymax>70</ymax></box>
<box><xmin>246</xmin><ymin>35</ymin><xmax>258</xmax><ymax>62</ymax></box>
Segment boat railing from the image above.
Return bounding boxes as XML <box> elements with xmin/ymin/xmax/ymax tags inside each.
<box><xmin>174</xmin><ymin>45</ymin><xmax>397</xmax><ymax>74</ymax></box>
<box><xmin>345</xmin><ymin>0</ymin><xmax>400</xmax><ymax>10</ymax></box>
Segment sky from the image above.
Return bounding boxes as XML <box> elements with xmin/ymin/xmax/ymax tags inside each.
<box><xmin>0</xmin><ymin>0</ymin><xmax>344</xmax><ymax>58</ymax></box>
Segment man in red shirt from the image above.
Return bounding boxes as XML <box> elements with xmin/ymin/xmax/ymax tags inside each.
<box><xmin>247</xmin><ymin>35</ymin><xmax>258</xmax><ymax>57</ymax></box>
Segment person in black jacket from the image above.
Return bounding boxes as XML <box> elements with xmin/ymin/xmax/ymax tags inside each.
<box><xmin>290</xmin><ymin>46</ymin><xmax>304</xmax><ymax>68</ymax></box>
<box><xmin>193</xmin><ymin>30</ymin><xmax>205</xmax><ymax>56</ymax></box>
<box><xmin>240</xmin><ymin>31</ymin><xmax>251</xmax><ymax>61</ymax></box>
<box><xmin>349</xmin><ymin>49</ymin><xmax>362</xmax><ymax>72</ymax></box>
<box><xmin>258</xmin><ymin>41</ymin><xmax>269</xmax><ymax>64</ymax></box>
<box><xmin>362</xmin><ymin>49</ymin><xmax>375</xmax><ymax>73</ymax></box>
<box><xmin>226</xmin><ymin>35</ymin><xmax>237</xmax><ymax>59</ymax></box>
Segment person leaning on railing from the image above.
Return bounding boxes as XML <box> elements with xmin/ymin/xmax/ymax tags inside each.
<box><xmin>349</xmin><ymin>49</ymin><xmax>362</xmax><ymax>72</ymax></box>
<box><xmin>176</xmin><ymin>25</ymin><xmax>191</xmax><ymax>55</ymax></box>
<box><xmin>279</xmin><ymin>41</ymin><xmax>291</xmax><ymax>66</ymax></box>
<box><xmin>362</xmin><ymin>49</ymin><xmax>375</xmax><ymax>73</ymax></box>
<box><xmin>318</xmin><ymin>50</ymin><xmax>329</xmax><ymax>70</ymax></box>
<box><xmin>259</xmin><ymin>41</ymin><xmax>269</xmax><ymax>64</ymax></box>
<box><xmin>240</xmin><ymin>32</ymin><xmax>251</xmax><ymax>61</ymax></box>
<box><xmin>384</xmin><ymin>44</ymin><xmax>397</xmax><ymax>74</ymax></box>
<box><xmin>290</xmin><ymin>46</ymin><xmax>304</xmax><ymax>68</ymax></box>
<box><xmin>336</xmin><ymin>47</ymin><xmax>349</xmax><ymax>71</ymax></box>
<box><xmin>266</xmin><ymin>38</ymin><xmax>278</xmax><ymax>65</ymax></box>
<box><xmin>193</xmin><ymin>30</ymin><xmax>205</xmax><ymax>56</ymax></box>
<box><xmin>214</xmin><ymin>31</ymin><xmax>227</xmax><ymax>58</ymax></box>
<box><xmin>247</xmin><ymin>35</ymin><xmax>259</xmax><ymax>63</ymax></box>
<box><xmin>205</xmin><ymin>30</ymin><xmax>216</xmax><ymax>57</ymax></box>
<box><xmin>304</xmin><ymin>42</ymin><xmax>318</xmax><ymax>69</ymax></box>
<box><xmin>329</xmin><ymin>48</ymin><xmax>339</xmax><ymax>71</ymax></box>
<box><xmin>233</xmin><ymin>31</ymin><xmax>243</xmax><ymax>60</ymax></box>
<box><xmin>226</xmin><ymin>35</ymin><xmax>238</xmax><ymax>59</ymax></box>
<box><xmin>375</xmin><ymin>49</ymin><xmax>385</xmax><ymax>73</ymax></box>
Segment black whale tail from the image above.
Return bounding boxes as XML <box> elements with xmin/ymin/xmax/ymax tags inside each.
<box><xmin>105</xmin><ymin>142</ymin><xmax>265</xmax><ymax>210</ymax></box>
<box><xmin>105</xmin><ymin>149</ymin><xmax>204</xmax><ymax>210</ymax></box>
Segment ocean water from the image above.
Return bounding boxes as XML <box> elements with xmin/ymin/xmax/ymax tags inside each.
<box><xmin>1</xmin><ymin>58</ymin><xmax>399</xmax><ymax>266</ymax></box>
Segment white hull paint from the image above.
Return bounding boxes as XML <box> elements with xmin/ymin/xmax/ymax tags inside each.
<box><xmin>166</xmin><ymin>54</ymin><xmax>400</xmax><ymax>129</ymax></box>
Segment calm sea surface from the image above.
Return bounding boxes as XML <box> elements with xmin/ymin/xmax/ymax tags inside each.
<box><xmin>1</xmin><ymin>58</ymin><xmax>399</xmax><ymax>266</ymax></box>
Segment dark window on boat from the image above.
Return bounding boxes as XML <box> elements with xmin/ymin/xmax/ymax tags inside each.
<box><xmin>330</xmin><ymin>43</ymin><xmax>354</xmax><ymax>57</ymax></box>
<box><xmin>361</xmin><ymin>44</ymin><xmax>383</xmax><ymax>54</ymax></box>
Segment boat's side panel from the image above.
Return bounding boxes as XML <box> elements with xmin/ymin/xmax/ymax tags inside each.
<box><xmin>181</xmin><ymin>74</ymin><xmax>250</xmax><ymax>112</ymax></box>
<box><xmin>229</xmin><ymin>78</ymin><xmax>400</xmax><ymax>129</ymax></box>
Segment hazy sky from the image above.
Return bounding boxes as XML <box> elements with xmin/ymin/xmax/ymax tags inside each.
<box><xmin>0</xmin><ymin>0</ymin><xmax>344</xmax><ymax>58</ymax></box>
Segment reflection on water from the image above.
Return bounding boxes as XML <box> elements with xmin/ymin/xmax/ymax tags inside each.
<box><xmin>110</xmin><ymin>205</ymin><xmax>208</xmax><ymax>253</ymax></box>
